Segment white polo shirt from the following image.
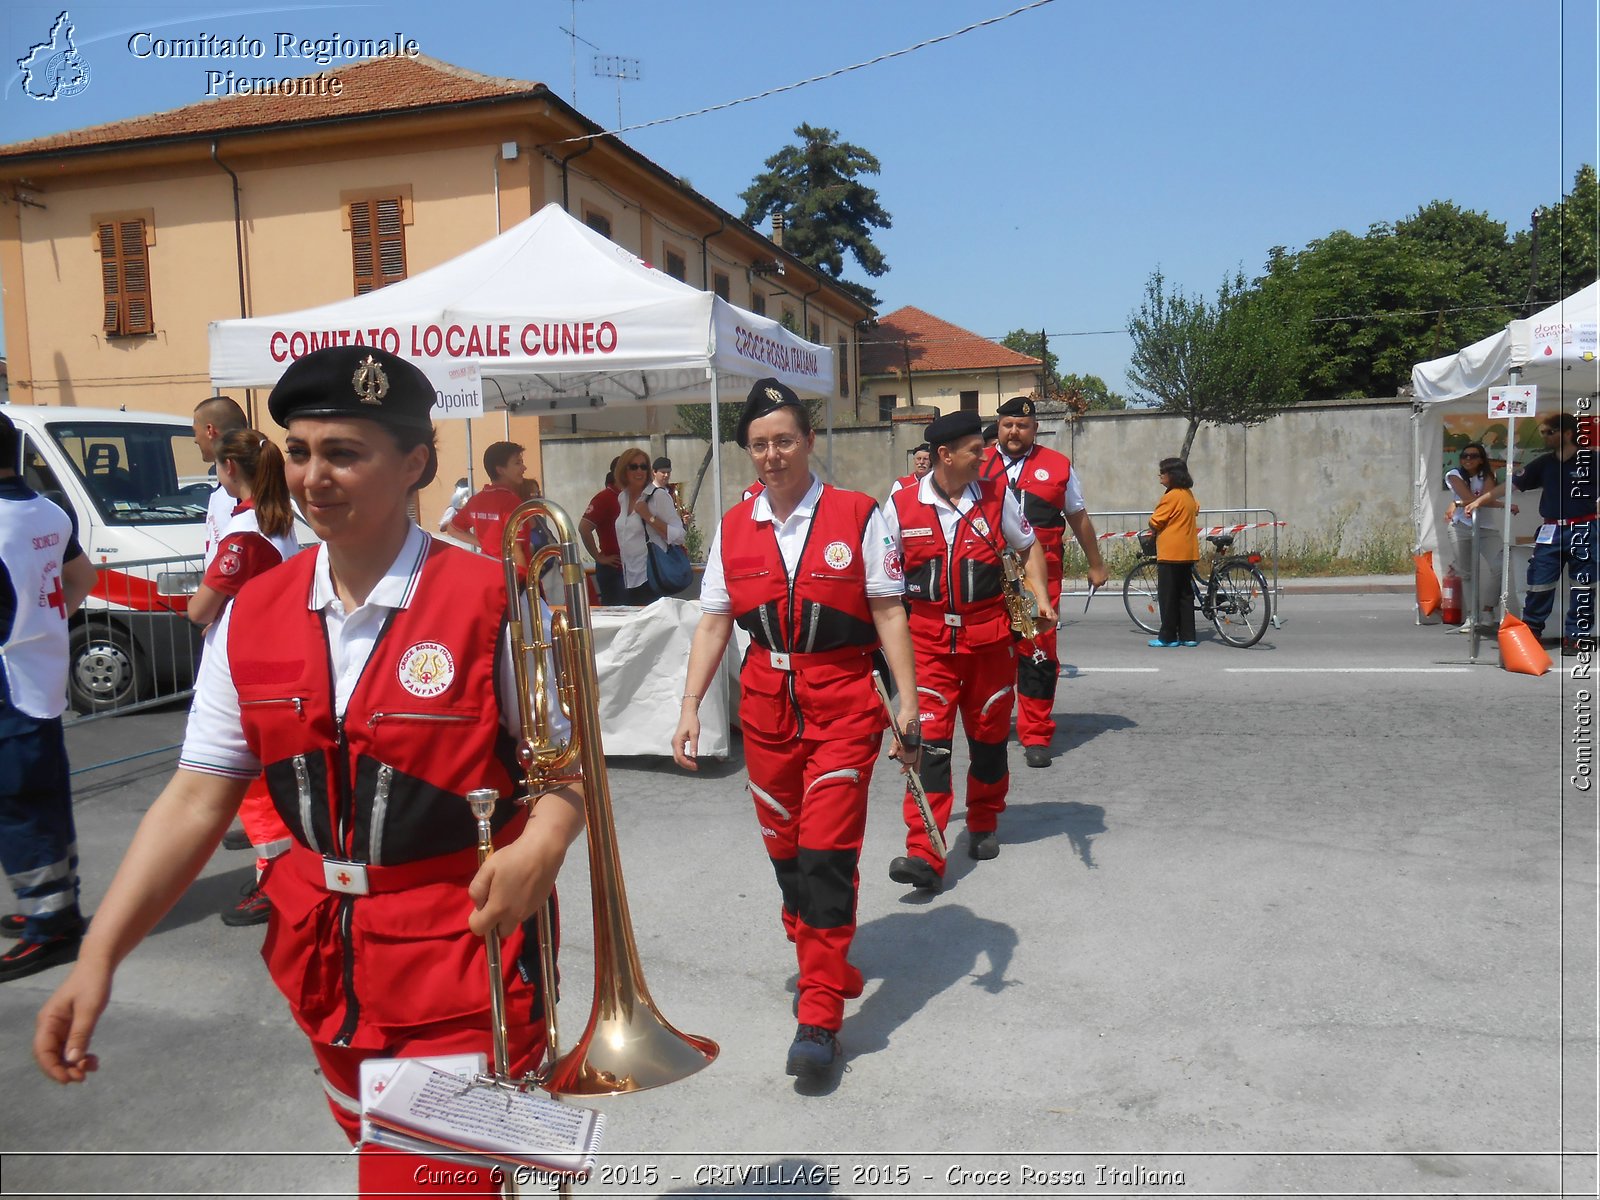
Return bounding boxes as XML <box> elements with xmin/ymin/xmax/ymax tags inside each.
<box><xmin>699</xmin><ymin>474</ymin><xmax>904</xmax><ymax>615</ymax></box>
<box><xmin>880</xmin><ymin>472</ymin><xmax>1037</xmax><ymax>553</ymax></box>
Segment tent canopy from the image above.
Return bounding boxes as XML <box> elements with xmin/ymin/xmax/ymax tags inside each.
<box><xmin>208</xmin><ymin>202</ymin><xmax>834</xmax><ymax>409</ymax></box>
<box><xmin>1409</xmin><ymin>283</ymin><xmax>1599</xmax><ymax>556</ymax></box>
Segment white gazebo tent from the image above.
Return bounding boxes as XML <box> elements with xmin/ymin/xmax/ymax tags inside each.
<box><xmin>208</xmin><ymin>202</ymin><xmax>835</xmax><ymax>505</ymax></box>
<box><xmin>1410</xmin><ymin>281</ymin><xmax>1600</xmax><ymax>616</ymax></box>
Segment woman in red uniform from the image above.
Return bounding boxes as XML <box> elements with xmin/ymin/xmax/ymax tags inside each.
<box><xmin>35</xmin><ymin>347</ymin><xmax>585</xmax><ymax>1193</ymax></box>
<box><xmin>185</xmin><ymin>428</ymin><xmax>302</xmax><ymax>927</ymax></box>
<box><xmin>672</xmin><ymin>378</ymin><xmax>919</xmax><ymax>1085</ymax></box>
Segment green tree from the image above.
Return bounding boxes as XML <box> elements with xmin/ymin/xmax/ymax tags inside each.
<box><xmin>1058</xmin><ymin>372</ymin><xmax>1129</xmax><ymax>411</ymax></box>
<box><xmin>1532</xmin><ymin>163</ymin><xmax>1598</xmax><ymax>301</ymax></box>
<box><xmin>676</xmin><ymin>393</ymin><xmax>823</xmax><ymax>525</ymax></box>
<box><xmin>740</xmin><ymin>123</ymin><xmax>892</xmax><ymax>309</ymax></box>
<box><xmin>1126</xmin><ymin>269</ymin><xmax>1306</xmax><ymax>459</ymax></box>
<box><xmin>1001</xmin><ymin>329</ymin><xmax>1059</xmax><ymax>386</ymax></box>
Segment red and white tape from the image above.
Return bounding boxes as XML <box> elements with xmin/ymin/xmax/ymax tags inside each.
<box><xmin>1098</xmin><ymin>520</ymin><xmax>1286</xmax><ymax>541</ymax></box>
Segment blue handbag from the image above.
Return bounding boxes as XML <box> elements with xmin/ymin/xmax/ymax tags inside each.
<box><xmin>641</xmin><ymin>489</ymin><xmax>692</xmax><ymax>593</ymax></box>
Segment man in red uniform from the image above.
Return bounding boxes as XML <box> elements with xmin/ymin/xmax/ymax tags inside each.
<box><xmin>884</xmin><ymin>410</ymin><xmax>1054</xmax><ymax>888</ymax></box>
<box><xmin>983</xmin><ymin>396</ymin><xmax>1108</xmax><ymax>768</ymax></box>
<box><xmin>579</xmin><ymin>458</ymin><xmax>625</xmax><ymax>605</ymax></box>
<box><xmin>673</xmin><ymin>379</ymin><xmax>918</xmax><ymax>1085</ymax></box>
<box><xmin>450</xmin><ymin>440</ymin><xmax>531</xmax><ymax>573</ymax></box>
<box><xmin>887</xmin><ymin>443</ymin><xmax>931</xmax><ymax>498</ymax></box>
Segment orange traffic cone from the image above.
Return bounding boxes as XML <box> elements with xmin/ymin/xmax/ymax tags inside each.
<box><xmin>1498</xmin><ymin>612</ymin><xmax>1551</xmax><ymax>676</ymax></box>
<box><xmin>1414</xmin><ymin>552</ymin><xmax>1441</xmax><ymax>617</ymax></box>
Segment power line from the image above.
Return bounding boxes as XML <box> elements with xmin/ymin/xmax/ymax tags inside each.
<box><xmin>547</xmin><ymin>0</ymin><xmax>1057</xmax><ymax>144</ymax></box>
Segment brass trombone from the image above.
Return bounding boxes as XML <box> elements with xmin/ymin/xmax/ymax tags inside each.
<box><xmin>480</xmin><ymin>496</ymin><xmax>718</xmax><ymax>1100</ymax></box>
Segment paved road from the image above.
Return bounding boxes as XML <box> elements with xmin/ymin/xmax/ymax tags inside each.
<box><xmin>2</xmin><ymin>590</ymin><xmax>1593</xmax><ymax>1199</ymax></box>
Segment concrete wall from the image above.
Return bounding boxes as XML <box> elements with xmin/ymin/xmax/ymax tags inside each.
<box><xmin>532</xmin><ymin>397</ymin><xmax>1416</xmax><ymax>557</ymax></box>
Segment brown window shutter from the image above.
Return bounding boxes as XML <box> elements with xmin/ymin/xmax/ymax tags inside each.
<box><xmin>99</xmin><ymin>222</ymin><xmax>121</xmax><ymax>333</ymax></box>
<box><xmin>351</xmin><ymin>198</ymin><xmax>406</xmax><ymax>295</ymax></box>
<box><xmin>119</xmin><ymin>220</ymin><xmax>152</xmax><ymax>335</ymax></box>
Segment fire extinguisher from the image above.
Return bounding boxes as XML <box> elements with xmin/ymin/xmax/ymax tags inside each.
<box><xmin>1441</xmin><ymin>564</ymin><xmax>1464</xmax><ymax>626</ymax></box>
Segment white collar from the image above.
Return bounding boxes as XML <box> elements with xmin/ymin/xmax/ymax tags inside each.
<box><xmin>917</xmin><ymin>471</ymin><xmax>977</xmax><ymax>511</ymax></box>
<box><xmin>309</xmin><ymin>522</ymin><xmax>430</xmax><ymax>612</ymax></box>
<box><xmin>752</xmin><ymin>473</ymin><xmax>824</xmax><ymax>524</ymax></box>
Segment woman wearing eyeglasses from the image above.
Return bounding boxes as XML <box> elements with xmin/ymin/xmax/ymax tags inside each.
<box><xmin>612</xmin><ymin>446</ymin><xmax>686</xmax><ymax>605</ymax></box>
<box><xmin>671</xmin><ymin>378</ymin><xmax>919</xmax><ymax>1087</ymax></box>
<box><xmin>1445</xmin><ymin>441</ymin><xmax>1515</xmax><ymax>630</ymax></box>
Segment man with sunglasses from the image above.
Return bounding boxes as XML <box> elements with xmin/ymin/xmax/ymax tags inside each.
<box><xmin>1468</xmin><ymin>412</ymin><xmax>1595</xmax><ymax>654</ymax></box>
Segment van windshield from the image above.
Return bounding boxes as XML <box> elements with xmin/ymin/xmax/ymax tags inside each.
<box><xmin>46</xmin><ymin>422</ymin><xmax>212</xmax><ymax>526</ymax></box>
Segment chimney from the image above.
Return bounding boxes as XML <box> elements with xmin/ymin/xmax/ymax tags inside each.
<box><xmin>771</xmin><ymin>212</ymin><xmax>784</xmax><ymax>250</ymax></box>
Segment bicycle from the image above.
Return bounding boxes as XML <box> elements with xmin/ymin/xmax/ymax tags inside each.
<box><xmin>1122</xmin><ymin>534</ymin><xmax>1273</xmax><ymax>648</ymax></box>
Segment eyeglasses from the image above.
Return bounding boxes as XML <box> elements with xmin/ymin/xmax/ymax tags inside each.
<box><xmin>747</xmin><ymin>436</ymin><xmax>802</xmax><ymax>457</ymax></box>
<box><xmin>628</xmin><ymin>462</ymin><xmax>649</xmax><ymax>471</ymax></box>
<box><xmin>1460</xmin><ymin>453</ymin><xmax>1483</xmax><ymax>460</ymax></box>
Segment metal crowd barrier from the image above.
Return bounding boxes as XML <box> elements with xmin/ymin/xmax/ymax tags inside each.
<box><xmin>64</xmin><ymin>552</ymin><xmax>205</xmax><ymax>727</ymax></box>
<box><xmin>1069</xmin><ymin>507</ymin><xmax>1286</xmax><ymax>627</ymax></box>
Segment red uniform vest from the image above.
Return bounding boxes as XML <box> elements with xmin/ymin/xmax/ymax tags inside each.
<box><xmin>892</xmin><ymin>475</ymin><xmax>1011</xmax><ymax>652</ymax></box>
<box><xmin>720</xmin><ymin>485</ymin><xmax>882</xmax><ymax>739</ymax></box>
<box><xmin>984</xmin><ymin>444</ymin><xmax>1072</xmax><ymax>574</ymax></box>
<box><xmin>893</xmin><ymin>473</ymin><xmax>918</xmax><ymax>493</ymax></box>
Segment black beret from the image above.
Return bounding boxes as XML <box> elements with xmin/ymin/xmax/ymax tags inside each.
<box><xmin>736</xmin><ymin>377</ymin><xmax>804</xmax><ymax>448</ymax></box>
<box><xmin>268</xmin><ymin>345</ymin><xmax>436</xmax><ymax>432</ymax></box>
<box><xmin>982</xmin><ymin>422</ymin><xmax>998</xmax><ymax>443</ymax></box>
<box><xmin>912</xmin><ymin>442</ymin><xmax>930</xmax><ymax>455</ymax></box>
<box><xmin>995</xmin><ymin>396</ymin><xmax>1036</xmax><ymax>418</ymax></box>
<box><xmin>926</xmin><ymin>410</ymin><xmax>984</xmax><ymax>449</ymax></box>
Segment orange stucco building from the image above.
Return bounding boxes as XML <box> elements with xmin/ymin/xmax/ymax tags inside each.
<box><xmin>0</xmin><ymin>54</ymin><xmax>870</xmax><ymax>512</ymax></box>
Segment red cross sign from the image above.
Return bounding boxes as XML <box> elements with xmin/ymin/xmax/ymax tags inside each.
<box><xmin>336</xmin><ymin>871</ymin><xmax>352</xmax><ymax>887</ymax></box>
<box><xmin>45</xmin><ymin>574</ymin><xmax>66</xmax><ymax>619</ymax></box>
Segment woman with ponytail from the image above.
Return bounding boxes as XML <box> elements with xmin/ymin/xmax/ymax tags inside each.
<box><xmin>186</xmin><ymin>429</ymin><xmax>301</xmax><ymax>927</ymax></box>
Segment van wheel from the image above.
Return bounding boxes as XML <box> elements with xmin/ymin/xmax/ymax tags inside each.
<box><xmin>69</xmin><ymin>625</ymin><xmax>146</xmax><ymax>714</ymax></box>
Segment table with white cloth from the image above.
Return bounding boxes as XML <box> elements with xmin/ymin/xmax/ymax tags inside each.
<box><xmin>587</xmin><ymin>597</ymin><xmax>739</xmax><ymax>758</ymax></box>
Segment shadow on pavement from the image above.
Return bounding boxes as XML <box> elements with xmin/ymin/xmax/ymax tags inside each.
<box><xmin>152</xmin><ymin>861</ymin><xmax>256</xmax><ymax>935</ymax></box>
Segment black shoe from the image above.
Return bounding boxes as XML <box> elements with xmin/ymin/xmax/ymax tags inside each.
<box><xmin>0</xmin><ymin>914</ymin><xmax>23</xmax><ymax>940</ymax></box>
<box><xmin>1023</xmin><ymin>745</ymin><xmax>1050</xmax><ymax>768</ymax></box>
<box><xmin>0</xmin><ymin>933</ymin><xmax>81</xmax><ymax>983</ymax></box>
<box><xmin>969</xmin><ymin>830</ymin><xmax>1000</xmax><ymax>861</ymax></box>
<box><xmin>221</xmin><ymin>826</ymin><xmax>252</xmax><ymax>851</ymax></box>
<box><xmin>220</xmin><ymin>881</ymin><xmax>271</xmax><ymax>927</ymax></box>
<box><xmin>888</xmin><ymin>856</ymin><xmax>942</xmax><ymax>892</ymax></box>
<box><xmin>785</xmin><ymin>1024</ymin><xmax>840</xmax><ymax>1081</ymax></box>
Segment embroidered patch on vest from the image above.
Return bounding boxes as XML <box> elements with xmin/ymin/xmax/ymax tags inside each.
<box><xmin>884</xmin><ymin>549</ymin><xmax>904</xmax><ymax>581</ymax></box>
<box><xmin>971</xmin><ymin>516</ymin><xmax>991</xmax><ymax>538</ymax></box>
<box><xmin>823</xmin><ymin>540</ymin><xmax>854</xmax><ymax>570</ymax></box>
<box><xmin>397</xmin><ymin>641</ymin><xmax>455</xmax><ymax>698</ymax></box>
<box><xmin>902</xmin><ymin>526</ymin><xmax>934</xmax><ymax>538</ymax></box>
<box><xmin>1034</xmin><ymin>467</ymin><xmax>1050</xmax><ymax>481</ymax></box>
<box><xmin>218</xmin><ymin>552</ymin><xmax>241</xmax><ymax>577</ymax></box>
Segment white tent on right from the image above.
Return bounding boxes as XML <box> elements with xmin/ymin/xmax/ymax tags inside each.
<box><xmin>1408</xmin><ymin>284</ymin><xmax>1600</xmax><ymax>618</ymax></box>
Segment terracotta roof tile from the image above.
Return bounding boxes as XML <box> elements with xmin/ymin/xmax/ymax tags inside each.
<box><xmin>0</xmin><ymin>55</ymin><xmax>541</xmax><ymax>159</ymax></box>
<box><xmin>859</xmin><ymin>305</ymin><xmax>1041</xmax><ymax>377</ymax></box>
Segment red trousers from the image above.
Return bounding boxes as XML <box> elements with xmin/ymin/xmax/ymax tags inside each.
<box><xmin>905</xmin><ymin>641</ymin><xmax>1015</xmax><ymax>876</ymax></box>
<box><xmin>745</xmin><ymin>725</ymin><xmax>881</xmax><ymax>1030</ymax></box>
<box><xmin>1014</xmin><ymin>573</ymin><xmax>1063</xmax><ymax>749</ymax></box>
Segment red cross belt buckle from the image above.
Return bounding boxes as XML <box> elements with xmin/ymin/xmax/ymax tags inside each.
<box><xmin>322</xmin><ymin>858</ymin><xmax>370</xmax><ymax>895</ymax></box>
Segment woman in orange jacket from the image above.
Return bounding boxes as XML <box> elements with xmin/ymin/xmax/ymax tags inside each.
<box><xmin>1146</xmin><ymin>457</ymin><xmax>1200</xmax><ymax>647</ymax></box>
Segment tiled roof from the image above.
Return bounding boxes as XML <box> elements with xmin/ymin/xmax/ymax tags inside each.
<box><xmin>859</xmin><ymin>306</ymin><xmax>1041</xmax><ymax>376</ymax></box>
<box><xmin>0</xmin><ymin>55</ymin><xmax>541</xmax><ymax>159</ymax></box>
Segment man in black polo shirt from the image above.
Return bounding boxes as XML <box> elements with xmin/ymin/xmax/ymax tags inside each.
<box><xmin>1470</xmin><ymin>412</ymin><xmax>1595</xmax><ymax>654</ymax></box>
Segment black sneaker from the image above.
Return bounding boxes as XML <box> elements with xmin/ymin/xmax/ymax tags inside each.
<box><xmin>0</xmin><ymin>914</ymin><xmax>23</xmax><ymax>940</ymax></box>
<box><xmin>221</xmin><ymin>881</ymin><xmax>271</xmax><ymax>927</ymax></box>
<box><xmin>888</xmin><ymin>856</ymin><xmax>942</xmax><ymax>892</ymax></box>
<box><xmin>221</xmin><ymin>826</ymin><xmax>252</xmax><ymax>852</ymax></box>
<box><xmin>1023</xmin><ymin>745</ymin><xmax>1051</xmax><ymax>768</ymax></box>
<box><xmin>0</xmin><ymin>933</ymin><xmax>81</xmax><ymax>983</ymax></box>
<box><xmin>969</xmin><ymin>830</ymin><xmax>1000</xmax><ymax>860</ymax></box>
<box><xmin>785</xmin><ymin>1024</ymin><xmax>840</xmax><ymax>1081</ymax></box>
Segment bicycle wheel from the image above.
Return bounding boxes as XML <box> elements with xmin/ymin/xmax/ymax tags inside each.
<box><xmin>1211</xmin><ymin>562</ymin><xmax>1271</xmax><ymax>648</ymax></box>
<box><xmin>1122</xmin><ymin>559</ymin><xmax>1162</xmax><ymax>634</ymax></box>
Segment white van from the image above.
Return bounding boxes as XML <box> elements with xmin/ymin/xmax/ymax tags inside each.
<box><xmin>6</xmin><ymin>405</ymin><xmax>309</xmax><ymax>713</ymax></box>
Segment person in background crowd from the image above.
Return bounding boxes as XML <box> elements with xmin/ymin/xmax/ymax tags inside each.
<box><xmin>883</xmin><ymin>410</ymin><xmax>1054</xmax><ymax>889</ymax></box>
<box><xmin>1469</xmin><ymin>412</ymin><xmax>1596</xmax><ymax>654</ymax></box>
<box><xmin>192</xmin><ymin>396</ymin><xmax>249</xmax><ymax>568</ymax></box>
<box><xmin>982</xmin><ymin>422</ymin><xmax>999</xmax><ymax>453</ymax></box>
<box><xmin>435</xmin><ymin>477</ymin><xmax>471</xmax><ymax>534</ymax></box>
<box><xmin>1445</xmin><ymin>442</ymin><xmax>1516</xmax><ymax>632</ymax></box>
<box><xmin>887</xmin><ymin>443</ymin><xmax>932</xmax><ymax>499</ymax></box>
<box><xmin>0</xmin><ymin>410</ymin><xmax>98</xmax><ymax>982</ymax></box>
<box><xmin>982</xmin><ymin>396</ymin><xmax>1109</xmax><ymax>767</ymax></box>
<box><xmin>672</xmin><ymin>378</ymin><xmax>919</xmax><ymax>1084</ymax></box>
<box><xmin>450</xmin><ymin>441</ymin><xmax>532</xmax><ymax>576</ymax></box>
<box><xmin>1146</xmin><ymin>457</ymin><xmax>1200</xmax><ymax>648</ymax></box>
<box><xmin>653</xmin><ymin>456</ymin><xmax>693</xmax><ymax>528</ymax></box>
<box><xmin>34</xmin><ymin>348</ymin><xmax>586</xmax><ymax>1199</ymax></box>
<box><xmin>580</xmin><ymin>457</ymin><xmax>626</xmax><ymax>605</ymax></box>
<box><xmin>185</xmin><ymin>429</ymin><xmax>302</xmax><ymax>927</ymax></box>
<box><xmin>613</xmin><ymin>446</ymin><xmax>685</xmax><ymax>605</ymax></box>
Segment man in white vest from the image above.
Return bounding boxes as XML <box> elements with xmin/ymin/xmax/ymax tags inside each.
<box><xmin>0</xmin><ymin>410</ymin><xmax>98</xmax><ymax>981</ymax></box>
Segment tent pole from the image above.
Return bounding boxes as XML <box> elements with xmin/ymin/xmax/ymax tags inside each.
<box><xmin>710</xmin><ymin>370</ymin><xmax>723</xmax><ymax>521</ymax></box>
<box><xmin>825</xmin><ymin>375</ymin><xmax>835</xmax><ymax>482</ymax></box>
<box><xmin>466</xmin><ymin>421</ymin><xmax>475</xmax><ymax>493</ymax></box>
<box><xmin>1411</xmin><ymin>403</ymin><xmax>1423</xmax><ymax>624</ymax></box>
<box><xmin>1500</xmin><ymin>368</ymin><xmax>1520</xmax><ymax>636</ymax></box>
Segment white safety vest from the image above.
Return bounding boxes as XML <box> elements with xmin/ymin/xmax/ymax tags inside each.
<box><xmin>0</xmin><ymin>490</ymin><xmax>76</xmax><ymax>719</ymax></box>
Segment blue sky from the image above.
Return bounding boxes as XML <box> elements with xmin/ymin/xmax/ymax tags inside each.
<box><xmin>2</xmin><ymin>0</ymin><xmax>1596</xmax><ymax>392</ymax></box>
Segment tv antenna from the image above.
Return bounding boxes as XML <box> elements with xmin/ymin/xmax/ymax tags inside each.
<box><xmin>558</xmin><ymin>0</ymin><xmax>591</xmax><ymax>104</ymax></box>
<box><xmin>592</xmin><ymin>54</ymin><xmax>641</xmax><ymax>129</ymax></box>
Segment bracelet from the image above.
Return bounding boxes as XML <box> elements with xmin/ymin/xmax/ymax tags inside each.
<box><xmin>682</xmin><ymin>693</ymin><xmax>701</xmax><ymax>704</ymax></box>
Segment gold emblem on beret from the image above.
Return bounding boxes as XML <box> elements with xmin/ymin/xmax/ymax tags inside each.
<box><xmin>352</xmin><ymin>355</ymin><xmax>389</xmax><ymax>406</ymax></box>
<box><xmin>1022</xmin><ymin>400</ymin><xmax>1033</xmax><ymax>416</ymax></box>
<box><xmin>764</xmin><ymin>386</ymin><xmax>784</xmax><ymax>403</ymax></box>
